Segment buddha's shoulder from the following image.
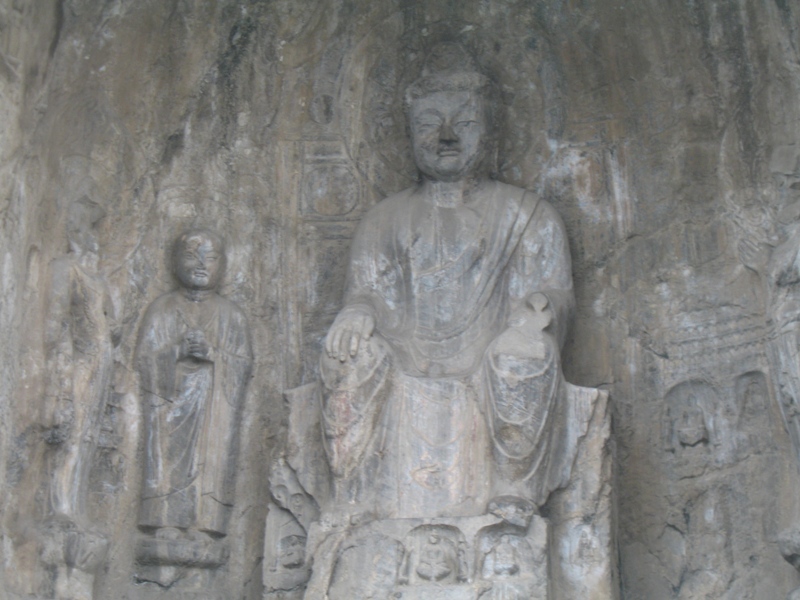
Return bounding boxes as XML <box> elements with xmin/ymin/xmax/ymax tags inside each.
<box><xmin>361</xmin><ymin>181</ymin><xmax>553</xmax><ymax>217</ymax></box>
<box><xmin>486</xmin><ymin>180</ymin><xmax>529</xmax><ymax>206</ymax></box>
<box><xmin>487</xmin><ymin>180</ymin><xmax>563</xmax><ymax>217</ymax></box>
<box><xmin>361</xmin><ymin>187</ymin><xmax>416</xmax><ymax>221</ymax></box>
<box><xmin>139</xmin><ymin>291</ymin><xmax>181</xmax><ymax>326</ymax></box>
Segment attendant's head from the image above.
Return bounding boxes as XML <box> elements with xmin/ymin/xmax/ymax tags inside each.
<box><xmin>173</xmin><ymin>229</ymin><xmax>226</xmax><ymax>291</ymax></box>
<box><xmin>66</xmin><ymin>196</ymin><xmax>106</xmax><ymax>256</ymax></box>
<box><xmin>404</xmin><ymin>43</ymin><xmax>499</xmax><ymax>182</ymax></box>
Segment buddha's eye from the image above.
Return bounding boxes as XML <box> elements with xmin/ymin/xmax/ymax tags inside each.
<box><xmin>417</xmin><ymin>122</ymin><xmax>441</xmax><ymax>132</ymax></box>
<box><xmin>454</xmin><ymin>120</ymin><xmax>478</xmax><ymax>130</ymax></box>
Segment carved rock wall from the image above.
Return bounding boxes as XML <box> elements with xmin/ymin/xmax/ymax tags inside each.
<box><xmin>1</xmin><ymin>0</ymin><xmax>800</xmax><ymax>598</ymax></box>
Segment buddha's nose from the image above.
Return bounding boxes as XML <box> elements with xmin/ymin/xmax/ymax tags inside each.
<box><xmin>439</xmin><ymin>123</ymin><xmax>458</xmax><ymax>144</ymax></box>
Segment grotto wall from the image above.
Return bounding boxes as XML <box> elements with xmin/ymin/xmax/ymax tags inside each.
<box><xmin>1</xmin><ymin>0</ymin><xmax>800</xmax><ymax>598</ymax></box>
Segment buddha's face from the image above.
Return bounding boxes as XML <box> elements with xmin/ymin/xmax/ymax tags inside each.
<box><xmin>409</xmin><ymin>90</ymin><xmax>488</xmax><ymax>182</ymax></box>
<box><xmin>175</xmin><ymin>234</ymin><xmax>224</xmax><ymax>291</ymax></box>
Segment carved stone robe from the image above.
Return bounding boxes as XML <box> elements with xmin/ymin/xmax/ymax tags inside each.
<box><xmin>321</xmin><ymin>180</ymin><xmax>592</xmax><ymax>519</ymax></box>
<box><xmin>136</xmin><ymin>290</ymin><xmax>252</xmax><ymax>535</ymax></box>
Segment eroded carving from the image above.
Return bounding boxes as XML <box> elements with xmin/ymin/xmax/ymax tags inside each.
<box><xmin>264</xmin><ymin>504</ymin><xmax>312</xmax><ymax>598</ymax></box>
<box><xmin>134</xmin><ymin>229</ymin><xmax>252</xmax><ymax>588</ymax></box>
<box><xmin>477</xmin><ymin>528</ymin><xmax>542</xmax><ymax>600</ymax></box>
<box><xmin>326</xmin><ymin>534</ymin><xmax>404</xmax><ymax>600</ymax></box>
<box><xmin>263</xmin><ymin>459</ymin><xmax>318</xmax><ymax>597</ymax></box>
<box><xmin>40</xmin><ymin>197</ymin><xmax>116</xmax><ymax>598</ymax></box>
<box><xmin>663</xmin><ymin>380</ymin><xmax>720</xmax><ymax>481</ymax></box>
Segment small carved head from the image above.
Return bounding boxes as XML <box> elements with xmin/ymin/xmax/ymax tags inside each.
<box><xmin>278</xmin><ymin>534</ymin><xmax>307</xmax><ymax>569</ymax></box>
<box><xmin>404</xmin><ymin>42</ymin><xmax>500</xmax><ymax>182</ymax></box>
<box><xmin>173</xmin><ymin>229</ymin><xmax>226</xmax><ymax>291</ymax></box>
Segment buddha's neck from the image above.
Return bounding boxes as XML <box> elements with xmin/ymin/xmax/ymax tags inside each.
<box><xmin>422</xmin><ymin>177</ymin><xmax>482</xmax><ymax>207</ymax></box>
<box><xmin>182</xmin><ymin>288</ymin><xmax>214</xmax><ymax>302</ymax></box>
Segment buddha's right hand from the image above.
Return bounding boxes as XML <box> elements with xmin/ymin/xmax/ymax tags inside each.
<box><xmin>325</xmin><ymin>306</ymin><xmax>376</xmax><ymax>362</ymax></box>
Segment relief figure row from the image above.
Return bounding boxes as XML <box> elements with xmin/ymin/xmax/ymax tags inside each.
<box><xmin>40</xmin><ymin>43</ymin><xmax>615</xmax><ymax>598</ymax></box>
<box><xmin>41</xmin><ymin>221</ymin><xmax>253</xmax><ymax>591</ymax></box>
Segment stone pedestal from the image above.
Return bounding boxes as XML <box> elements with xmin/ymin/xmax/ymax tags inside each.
<box><xmin>304</xmin><ymin>514</ymin><xmax>549</xmax><ymax>600</ymax></box>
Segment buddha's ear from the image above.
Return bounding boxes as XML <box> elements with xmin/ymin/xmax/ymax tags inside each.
<box><xmin>483</xmin><ymin>135</ymin><xmax>500</xmax><ymax>181</ymax></box>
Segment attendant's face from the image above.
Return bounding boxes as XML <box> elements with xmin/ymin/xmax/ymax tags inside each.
<box><xmin>279</xmin><ymin>536</ymin><xmax>306</xmax><ymax>569</ymax></box>
<box><xmin>176</xmin><ymin>235</ymin><xmax>223</xmax><ymax>291</ymax></box>
<box><xmin>409</xmin><ymin>90</ymin><xmax>487</xmax><ymax>182</ymax></box>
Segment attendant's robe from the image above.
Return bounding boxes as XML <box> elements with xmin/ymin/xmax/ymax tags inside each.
<box><xmin>321</xmin><ymin>180</ymin><xmax>589</xmax><ymax>519</ymax></box>
<box><xmin>136</xmin><ymin>290</ymin><xmax>252</xmax><ymax>535</ymax></box>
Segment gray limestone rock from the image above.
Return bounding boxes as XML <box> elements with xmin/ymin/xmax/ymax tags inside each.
<box><xmin>1</xmin><ymin>1</ymin><xmax>800</xmax><ymax>599</ymax></box>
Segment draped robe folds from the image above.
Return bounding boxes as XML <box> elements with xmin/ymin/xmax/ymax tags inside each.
<box><xmin>321</xmin><ymin>180</ymin><xmax>586</xmax><ymax>519</ymax></box>
<box><xmin>136</xmin><ymin>291</ymin><xmax>252</xmax><ymax>536</ymax></box>
<box><xmin>767</xmin><ymin>223</ymin><xmax>800</xmax><ymax>463</ymax></box>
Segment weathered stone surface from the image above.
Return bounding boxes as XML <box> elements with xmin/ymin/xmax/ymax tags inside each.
<box><xmin>37</xmin><ymin>196</ymin><xmax>117</xmax><ymax>598</ymax></box>
<box><xmin>1</xmin><ymin>1</ymin><xmax>800</xmax><ymax>599</ymax></box>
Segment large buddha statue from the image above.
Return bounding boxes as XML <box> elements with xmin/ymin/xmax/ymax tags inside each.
<box><xmin>276</xmin><ymin>43</ymin><xmax>614</xmax><ymax>600</ymax></box>
<box><xmin>320</xmin><ymin>43</ymin><xmax>584</xmax><ymax>521</ymax></box>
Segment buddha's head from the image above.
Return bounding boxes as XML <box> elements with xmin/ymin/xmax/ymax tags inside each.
<box><xmin>404</xmin><ymin>43</ymin><xmax>499</xmax><ymax>182</ymax></box>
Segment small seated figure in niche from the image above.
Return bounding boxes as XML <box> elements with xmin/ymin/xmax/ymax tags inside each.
<box><xmin>478</xmin><ymin>534</ymin><xmax>538</xmax><ymax>600</ymax></box>
<box><xmin>135</xmin><ymin>229</ymin><xmax>252</xmax><ymax>546</ymax></box>
<box><xmin>665</xmin><ymin>388</ymin><xmax>712</xmax><ymax>453</ymax></box>
<box><xmin>676</xmin><ymin>411</ymin><xmax>708</xmax><ymax>446</ymax></box>
<box><xmin>483</xmin><ymin>535</ymin><xmax>521</xmax><ymax>578</ymax></box>
<box><xmin>676</xmin><ymin>401</ymin><xmax>709</xmax><ymax>448</ymax></box>
<box><xmin>415</xmin><ymin>534</ymin><xmax>457</xmax><ymax>583</ymax></box>
<box><xmin>398</xmin><ymin>526</ymin><xmax>468</xmax><ymax>587</ymax></box>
